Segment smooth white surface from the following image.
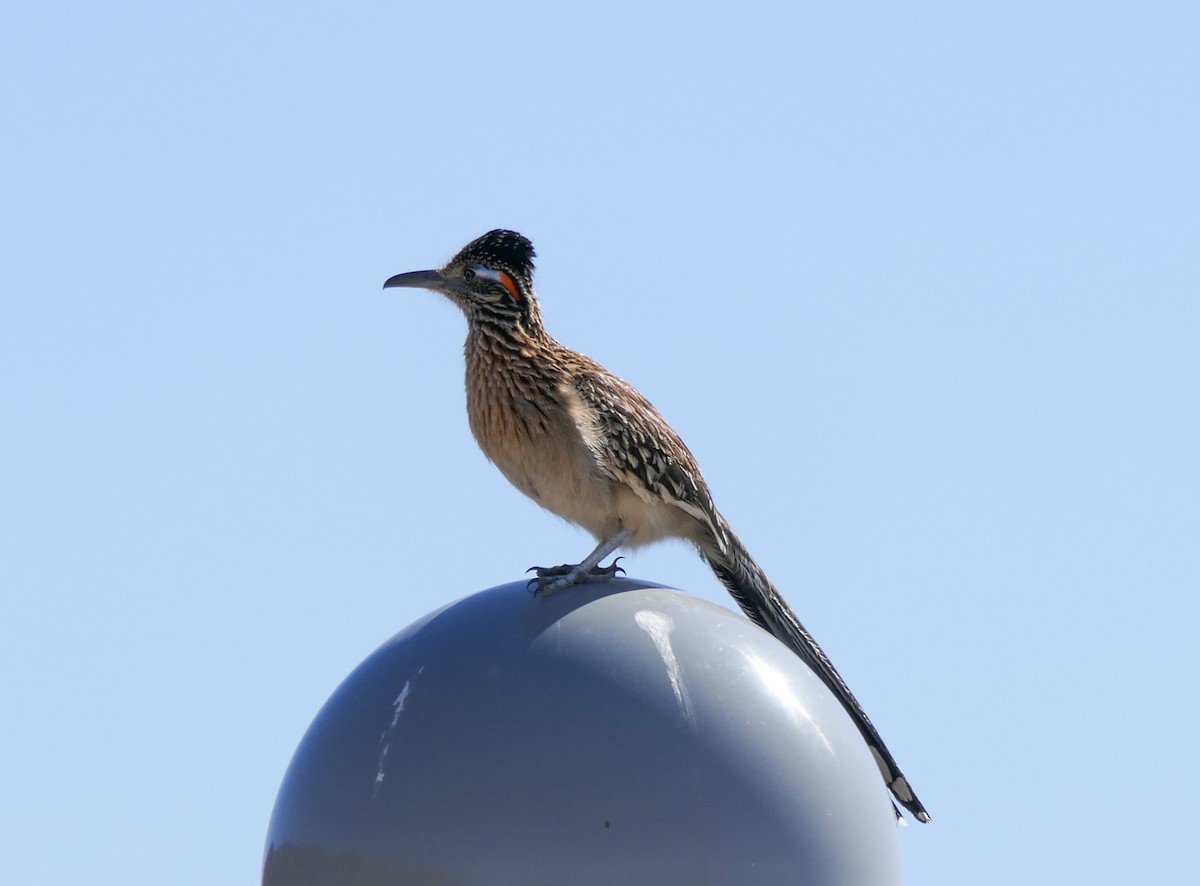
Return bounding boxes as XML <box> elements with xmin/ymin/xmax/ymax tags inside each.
<box><xmin>265</xmin><ymin>580</ymin><xmax>904</xmax><ymax>885</ymax></box>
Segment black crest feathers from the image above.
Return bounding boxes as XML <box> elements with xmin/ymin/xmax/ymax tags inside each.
<box><xmin>452</xmin><ymin>229</ymin><xmax>537</xmax><ymax>293</ymax></box>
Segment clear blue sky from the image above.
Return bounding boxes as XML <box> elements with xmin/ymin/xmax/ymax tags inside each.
<box><xmin>3</xmin><ymin>2</ymin><xmax>1197</xmax><ymax>883</ymax></box>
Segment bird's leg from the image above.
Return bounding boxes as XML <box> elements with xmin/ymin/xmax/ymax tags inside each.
<box><xmin>532</xmin><ymin>528</ymin><xmax>633</xmax><ymax>596</ymax></box>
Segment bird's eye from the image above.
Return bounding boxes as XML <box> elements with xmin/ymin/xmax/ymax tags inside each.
<box><xmin>463</xmin><ymin>267</ymin><xmax>477</xmax><ymax>281</ymax></box>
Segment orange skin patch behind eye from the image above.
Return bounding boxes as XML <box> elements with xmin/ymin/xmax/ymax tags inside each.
<box><xmin>499</xmin><ymin>271</ymin><xmax>522</xmax><ymax>302</ymax></box>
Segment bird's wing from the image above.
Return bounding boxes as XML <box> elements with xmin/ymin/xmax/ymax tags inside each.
<box><xmin>567</xmin><ymin>364</ymin><xmax>731</xmax><ymax>553</ymax></box>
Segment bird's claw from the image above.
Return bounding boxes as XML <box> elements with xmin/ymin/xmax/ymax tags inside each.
<box><xmin>526</xmin><ymin>563</ymin><xmax>572</xmax><ymax>594</ymax></box>
<box><xmin>526</xmin><ymin>557</ymin><xmax>625</xmax><ymax>596</ymax></box>
<box><xmin>527</xmin><ymin>563</ymin><xmax>575</xmax><ymax>577</ymax></box>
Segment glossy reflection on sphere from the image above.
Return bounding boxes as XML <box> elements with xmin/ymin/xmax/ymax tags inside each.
<box><xmin>264</xmin><ymin>579</ymin><xmax>904</xmax><ymax>886</ymax></box>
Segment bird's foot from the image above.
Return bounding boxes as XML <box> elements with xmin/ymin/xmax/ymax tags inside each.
<box><xmin>527</xmin><ymin>558</ymin><xmax>624</xmax><ymax>596</ymax></box>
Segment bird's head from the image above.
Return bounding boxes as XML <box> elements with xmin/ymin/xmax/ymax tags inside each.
<box><xmin>384</xmin><ymin>229</ymin><xmax>542</xmax><ymax>332</ymax></box>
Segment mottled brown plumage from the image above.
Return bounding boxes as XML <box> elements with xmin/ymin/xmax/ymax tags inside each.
<box><xmin>384</xmin><ymin>229</ymin><xmax>929</xmax><ymax>823</ymax></box>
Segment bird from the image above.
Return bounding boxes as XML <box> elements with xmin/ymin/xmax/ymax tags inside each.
<box><xmin>384</xmin><ymin>229</ymin><xmax>930</xmax><ymax>823</ymax></box>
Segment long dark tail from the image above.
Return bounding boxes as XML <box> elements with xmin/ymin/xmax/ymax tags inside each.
<box><xmin>701</xmin><ymin>524</ymin><xmax>930</xmax><ymax>823</ymax></box>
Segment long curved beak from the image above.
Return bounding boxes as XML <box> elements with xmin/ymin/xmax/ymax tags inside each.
<box><xmin>382</xmin><ymin>269</ymin><xmax>447</xmax><ymax>292</ymax></box>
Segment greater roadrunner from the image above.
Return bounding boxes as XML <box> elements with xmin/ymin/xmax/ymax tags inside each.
<box><xmin>384</xmin><ymin>229</ymin><xmax>930</xmax><ymax>823</ymax></box>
